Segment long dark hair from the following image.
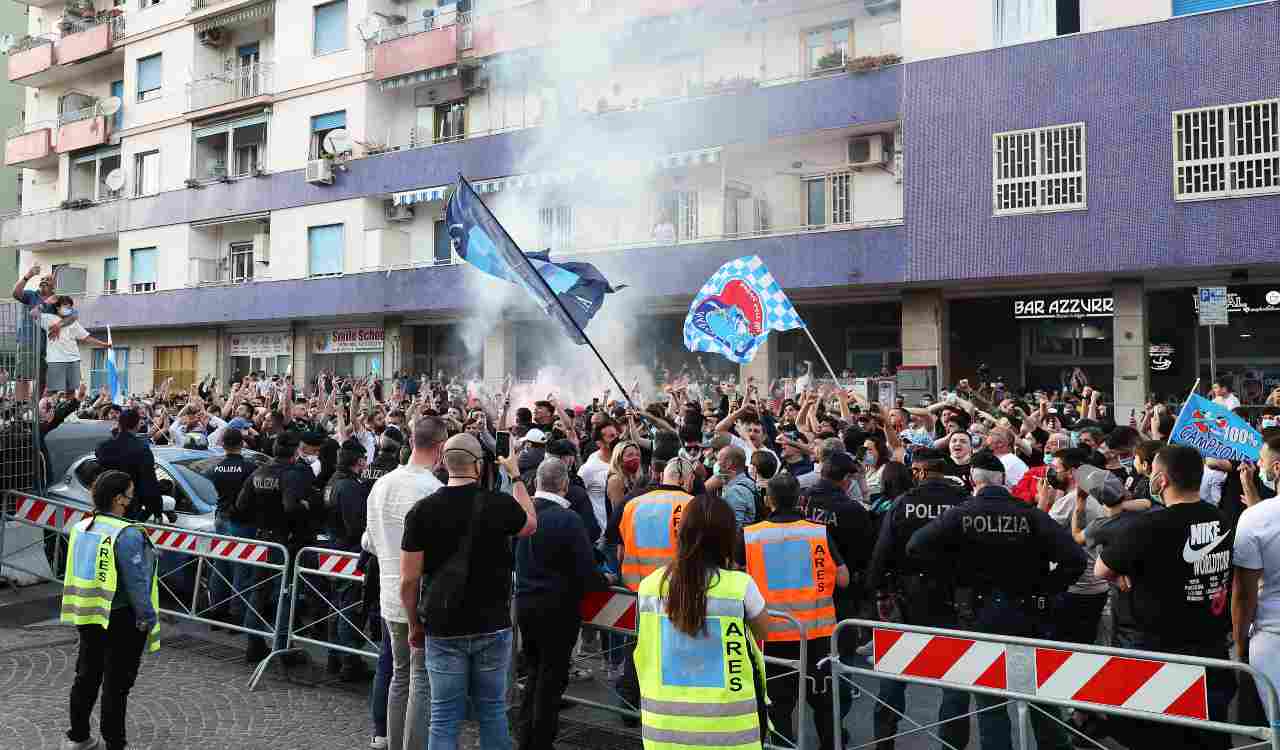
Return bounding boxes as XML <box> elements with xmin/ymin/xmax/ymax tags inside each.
<box><xmin>661</xmin><ymin>495</ymin><xmax>737</xmax><ymax>637</ymax></box>
<box><xmin>91</xmin><ymin>470</ymin><xmax>133</xmax><ymax>513</ymax></box>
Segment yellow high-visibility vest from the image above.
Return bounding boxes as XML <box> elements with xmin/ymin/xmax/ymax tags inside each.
<box><xmin>634</xmin><ymin>566</ymin><xmax>767</xmax><ymax>750</ymax></box>
<box><xmin>61</xmin><ymin>514</ymin><xmax>160</xmax><ymax>653</ymax></box>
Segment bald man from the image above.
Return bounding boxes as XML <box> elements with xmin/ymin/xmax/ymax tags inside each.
<box><xmin>399</xmin><ymin>432</ymin><xmax>536</xmax><ymax>749</ymax></box>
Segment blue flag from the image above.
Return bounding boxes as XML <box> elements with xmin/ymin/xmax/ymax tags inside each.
<box><xmin>446</xmin><ymin>176</ymin><xmax>622</xmax><ymax>345</ymax></box>
<box><xmin>683</xmin><ymin>255</ymin><xmax>804</xmax><ymax>364</ymax></box>
<box><xmin>1170</xmin><ymin>393</ymin><xmax>1263</xmax><ymax>462</ymax></box>
<box><xmin>106</xmin><ymin>326</ymin><xmax>123</xmax><ymax>405</ymax></box>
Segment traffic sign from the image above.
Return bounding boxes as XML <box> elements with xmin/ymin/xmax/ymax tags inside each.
<box><xmin>1198</xmin><ymin>286</ymin><xmax>1229</xmax><ymax>326</ymax></box>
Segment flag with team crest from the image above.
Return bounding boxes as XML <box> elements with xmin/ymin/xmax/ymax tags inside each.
<box><xmin>683</xmin><ymin>255</ymin><xmax>803</xmax><ymax>364</ymax></box>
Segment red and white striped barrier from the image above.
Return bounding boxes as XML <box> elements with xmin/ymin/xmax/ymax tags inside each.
<box><xmin>580</xmin><ymin>590</ymin><xmax>637</xmax><ymax>631</ymax></box>
<box><xmin>872</xmin><ymin>629</ymin><xmax>1008</xmax><ymax>690</ymax></box>
<box><xmin>1035</xmin><ymin>648</ymin><xmax>1208</xmax><ymax>720</ymax></box>
<box><xmin>317</xmin><ymin>552</ymin><xmax>362</xmax><ymax>578</ymax></box>
<box><xmin>13</xmin><ymin>495</ymin><xmax>67</xmax><ymax>531</ymax></box>
<box><xmin>146</xmin><ymin>528</ymin><xmax>199</xmax><ymax>552</ymax></box>
<box><xmin>208</xmin><ymin>538</ymin><xmax>270</xmax><ymax>563</ymax></box>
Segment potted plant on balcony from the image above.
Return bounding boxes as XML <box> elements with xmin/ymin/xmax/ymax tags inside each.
<box><xmin>814</xmin><ymin>51</ymin><xmax>845</xmax><ymax>73</ymax></box>
<box><xmin>846</xmin><ymin>54</ymin><xmax>902</xmax><ymax>73</ymax></box>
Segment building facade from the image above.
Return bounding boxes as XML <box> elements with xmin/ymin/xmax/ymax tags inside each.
<box><xmin>3</xmin><ymin>0</ymin><xmax>1278</xmax><ymax>418</ymax></box>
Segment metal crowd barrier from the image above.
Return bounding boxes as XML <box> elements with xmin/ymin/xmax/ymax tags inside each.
<box><xmin>251</xmin><ymin>545</ymin><xmax>379</xmax><ymax>690</ymax></box>
<box><xmin>826</xmin><ymin>618</ymin><xmax>1280</xmax><ymax>750</ymax></box>
<box><xmin>0</xmin><ymin>491</ymin><xmax>292</xmax><ymax>690</ymax></box>
<box><xmin>569</xmin><ymin>585</ymin><xmax>812</xmax><ymax>750</ymax></box>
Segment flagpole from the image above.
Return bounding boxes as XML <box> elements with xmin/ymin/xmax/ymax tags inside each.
<box><xmin>457</xmin><ymin>175</ymin><xmax>633</xmax><ymax>403</ymax></box>
<box><xmin>801</xmin><ymin>324</ymin><xmax>842</xmax><ymax>385</ymax></box>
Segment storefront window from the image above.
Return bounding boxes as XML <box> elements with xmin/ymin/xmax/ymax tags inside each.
<box><xmin>309</xmin><ymin>327</ymin><xmax>384</xmax><ymax>379</ymax></box>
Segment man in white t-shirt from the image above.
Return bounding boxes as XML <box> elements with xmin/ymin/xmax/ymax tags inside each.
<box><xmin>1233</xmin><ymin>449</ymin><xmax>1280</xmax><ymax>723</ymax></box>
<box><xmin>363</xmin><ymin>416</ymin><xmax>445</xmax><ymax>750</ymax></box>
<box><xmin>39</xmin><ymin>297</ymin><xmax>108</xmax><ymax>396</ymax></box>
<box><xmin>578</xmin><ymin>420</ymin><xmax>618</xmax><ymax>543</ymax></box>
<box><xmin>1213</xmin><ymin>381</ymin><xmax>1241</xmax><ymax>411</ymax></box>
<box><xmin>988</xmin><ymin>427</ymin><xmax>1028</xmax><ymax>488</ymax></box>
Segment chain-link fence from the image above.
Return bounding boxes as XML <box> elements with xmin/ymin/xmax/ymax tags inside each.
<box><xmin>0</xmin><ymin>301</ymin><xmax>40</xmax><ymax>495</ymax></box>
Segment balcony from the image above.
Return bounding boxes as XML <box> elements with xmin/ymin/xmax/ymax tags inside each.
<box><xmin>8</xmin><ymin>15</ymin><xmax>126</xmax><ymax>88</ymax></box>
<box><xmin>373</xmin><ymin>16</ymin><xmax>460</xmax><ymax>84</ymax></box>
<box><xmin>186</xmin><ymin>62</ymin><xmax>274</xmax><ymax>115</ymax></box>
<box><xmin>465</xmin><ymin>5</ymin><xmax>547</xmax><ymax>59</ymax></box>
<box><xmin>4</xmin><ymin>121</ymin><xmax>56</xmax><ymax>168</ymax></box>
<box><xmin>55</xmin><ymin>107</ymin><xmax>110</xmax><ymax>154</ymax></box>
<box><xmin>0</xmin><ymin>199</ymin><xmax>119</xmax><ymax>252</ymax></box>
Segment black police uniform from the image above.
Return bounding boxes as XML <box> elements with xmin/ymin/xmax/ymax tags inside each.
<box><xmin>234</xmin><ymin>455</ymin><xmax>313</xmax><ymax>657</ymax></box>
<box><xmin>203</xmin><ymin>451</ymin><xmax>255</xmax><ymax>621</ymax></box>
<box><xmin>322</xmin><ymin>465</ymin><xmax>371</xmax><ymax>675</ymax></box>
<box><xmin>908</xmin><ymin>481</ymin><xmax>1085</xmax><ymax>750</ymax></box>
<box><xmin>799</xmin><ymin>477</ymin><xmax>874</xmax><ymax>631</ymax></box>
<box><xmin>360</xmin><ymin>449</ymin><xmax>401</xmax><ymax>487</ymax></box>
<box><xmin>866</xmin><ymin>475</ymin><xmax>971</xmax><ymax>750</ymax></box>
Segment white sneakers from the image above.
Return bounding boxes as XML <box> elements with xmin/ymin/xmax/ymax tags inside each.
<box><xmin>61</xmin><ymin>738</ymin><xmax>99</xmax><ymax>750</ymax></box>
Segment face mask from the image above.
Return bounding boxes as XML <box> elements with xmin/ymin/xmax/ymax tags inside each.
<box><xmin>59</xmin><ymin>306</ymin><xmax>72</xmax><ymax>316</ymax></box>
<box><xmin>1264</xmin><ymin>418</ymin><xmax>1278</xmax><ymax>430</ymax></box>
<box><xmin>1262</xmin><ymin>464</ymin><xmax>1277</xmax><ymax>491</ymax></box>
<box><xmin>862</xmin><ymin>452</ymin><xmax>876</xmax><ymax>467</ymax></box>
<box><xmin>1119</xmin><ymin>457</ymin><xmax>1135</xmax><ymax>470</ymax></box>
<box><xmin>623</xmin><ymin>458</ymin><xmax>642</xmax><ymax>474</ymax></box>
<box><xmin>1151</xmin><ymin>473</ymin><xmax>1166</xmax><ymax>502</ymax></box>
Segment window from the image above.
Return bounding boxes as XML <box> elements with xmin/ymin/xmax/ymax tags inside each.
<box><xmin>137</xmin><ymin>54</ymin><xmax>163</xmax><ymax>102</ymax></box>
<box><xmin>992</xmin><ymin>122</ymin><xmax>1086</xmax><ymax>215</ymax></box>
<box><xmin>804</xmin><ymin>173</ymin><xmax>851</xmax><ymax>226</ymax></box>
<box><xmin>538</xmin><ymin>206</ymin><xmax>574</xmax><ymax>251</ymax></box>
<box><xmin>131</xmin><ymin>247</ymin><xmax>158</xmax><ymax>292</ymax></box>
<box><xmin>993</xmin><ymin>0</ymin><xmax>1078</xmax><ymax>46</ymax></box>
<box><xmin>310</xmin><ymin>110</ymin><xmax>346</xmax><ymax>159</ymax></box>
<box><xmin>313</xmin><ymin>0</ymin><xmax>348</xmax><ymax>56</ymax></box>
<box><xmin>432</xmin><ymin>220</ymin><xmax>452</xmax><ymax>265</ymax></box>
<box><xmin>230</xmin><ymin>242</ymin><xmax>254</xmax><ymax>282</ymax></box>
<box><xmin>806</xmin><ymin>22</ymin><xmax>850</xmax><ymax>74</ymax></box>
<box><xmin>134</xmin><ymin>150</ymin><xmax>160</xmax><ymax>196</ymax></box>
<box><xmin>193</xmin><ymin>115</ymin><xmax>267</xmax><ymax>181</ymax></box>
<box><xmin>154</xmin><ymin>345</ymin><xmax>197</xmax><ymax>393</ymax></box>
<box><xmin>90</xmin><ymin>347</ymin><xmax>130</xmax><ymax>395</ymax></box>
<box><xmin>435</xmin><ymin>102</ymin><xmax>465</xmax><ymax>144</ymax></box>
<box><xmin>103</xmin><ymin>257</ymin><xmax>118</xmax><ymax>293</ymax></box>
<box><xmin>110</xmin><ymin>80</ymin><xmax>124</xmax><ymax>129</ymax></box>
<box><xmin>1173</xmin><ymin>98</ymin><xmax>1279</xmax><ymax>201</ymax></box>
<box><xmin>308</xmin><ymin>224</ymin><xmax>344</xmax><ymax>276</ymax></box>
<box><xmin>1173</xmin><ymin>0</ymin><xmax>1257</xmax><ymax>15</ymax></box>
<box><xmin>70</xmin><ymin>148</ymin><xmax>122</xmax><ymax>203</ymax></box>
<box><xmin>140</xmin><ymin>0</ymin><xmax>161</xmax><ymax>8</ymax></box>
<box><xmin>658</xmin><ymin>191</ymin><xmax>699</xmax><ymax>240</ymax></box>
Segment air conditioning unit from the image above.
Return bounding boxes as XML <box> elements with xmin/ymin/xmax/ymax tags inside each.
<box><xmin>305</xmin><ymin>158</ymin><xmax>333</xmax><ymax>185</ymax></box>
<box><xmin>198</xmin><ymin>27</ymin><xmax>226</xmax><ymax>47</ymax></box>
<box><xmin>848</xmin><ymin>134</ymin><xmax>889</xmax><ymax>168</ymax></box>
<box><xmin>253</xmin><ymin>232</ymin><xmax>270</xmax><ymax>266</ymax></box>
<box><xmin>384</xmin><ymin>202</ymin><xmax>415</xmax><ymax>222</ymax></box>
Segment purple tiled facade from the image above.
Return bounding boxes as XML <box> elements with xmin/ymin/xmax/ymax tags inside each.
<box><xmin>902</xmin><ymin>1</ymin><xmax>1280</xmax><ymax>283</ymax></box>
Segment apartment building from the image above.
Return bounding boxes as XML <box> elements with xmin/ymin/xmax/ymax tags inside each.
<box><xmin>2</xmin><ymin>0</ymin><xmax>1278</xmax><ymax>417</ymax></box>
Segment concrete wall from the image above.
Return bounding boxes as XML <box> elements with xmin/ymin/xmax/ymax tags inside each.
<box><xmin>273</xmin><ymin>0</ymin><xmax>373</xmax><ymax>92</ymax></box>
<box><xmin>88</xmin><ymin>327</ymin><xmax>222</xmax><ymax>395</ymax></box>
<box><xmin>268</xmin><ymin>197</ymin><xmax>369</xmax><ymax>277</ymax></box>
<box><xmin>268</xmin><ymin>81</ymin><xmax>369</xmax><ymax>172</ymax></box>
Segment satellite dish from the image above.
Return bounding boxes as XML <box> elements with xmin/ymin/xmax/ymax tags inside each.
<box><xmin>322</xmin><ymin>128</ymin><xmax>352</xmax><ymax>156</ymax></box>
<box><xmin>357</xmin><ymin>14</ymin><xmax>382</xmax><ymax>41</ymax></box>
<box><xmin>0</xmin><ymin>33</ymin><xmax>15</xmax><ymax>54</ymax></box>
<box><xmin>97</xmin><ymin>96</ymin><xmax>122</xmax><ymax>117</ymax></box>
<box><xmin>104</xmin><ymin>169</ymin><xmax>125</xmax><ymax>192</ymax></box>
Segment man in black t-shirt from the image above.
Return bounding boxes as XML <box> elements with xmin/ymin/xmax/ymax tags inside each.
<box><xmin>398</xmin><ymin>433</ymin><xmax>536</xmax><ymax>748</ymax></box>
<box><xmin>1098</xmin><ymin>445</ymin><xmax>1236</xmax><ymax>750</ymax></box>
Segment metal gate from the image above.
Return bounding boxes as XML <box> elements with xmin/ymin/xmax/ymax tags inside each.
<box><xmin>0</xmin><ymin>300</ymin><xmax>40</xmax><ymax>495</ymax></box>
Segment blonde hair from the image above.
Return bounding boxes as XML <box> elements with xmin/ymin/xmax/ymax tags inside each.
<box><xmin>608</xmin><ymin>440</ymin><xmax>643</xmax><ymax>492</ymax></box>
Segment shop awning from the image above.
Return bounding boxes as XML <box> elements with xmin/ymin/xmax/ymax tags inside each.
<box><xmin>389</xmin><ymin>147</ymin><xmax>721</xmax><ymax>207</ymax></box>
<box><xmin>194</xmin><ymin>0</ymin><xmax>274</xmax><ymax>33</ymax></box>
<box><xmin>378</xmin><ymin>64</ymin><xmax>459</xmax><ymax>92</ymax></box>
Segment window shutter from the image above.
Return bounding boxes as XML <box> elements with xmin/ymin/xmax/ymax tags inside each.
<box><xmin>308</xmin><ymin>224</ymin><xmax>345</xmax><ymax>276</ymax></box>
<box><xmin>131</xmin><ymin>248</ymin><xmax>158</xmax><ymax>284</ymax></box>
<box><xmin>313</xmin><ymin>0</ymin><xmax>348</xmax><ymax>54</ymax></box>
<box><xmin>137</xmin><ymin>54</ymin><xmax>162</xmax><ymax>92</ymax></box>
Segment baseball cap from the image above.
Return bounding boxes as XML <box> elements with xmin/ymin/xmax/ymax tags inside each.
<box><xmin>522</xmin><ymin>428</ymin><xmax>548</xmax><ymax>446</ymax></box>
<box><xmin>970</xmin><ymin>450</ymin><xmax>1004</xmax><ymax>474</ymax></box>
<box><xmin>1075</xmin><ymin>465</ymin><xmax>1126</xmax><ymax>508</ymax></box>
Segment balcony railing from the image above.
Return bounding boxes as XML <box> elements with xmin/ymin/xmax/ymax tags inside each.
<box><xmin>7</xmin><ymin>118</ymin><xmax>58</xmax><ymax>139</ymax></box>
<box><xmin>186</xmin><ymin>62</ymin><xmax>274</xmax><ymax>112</ymax></box>
<box><xmin>57</xmin><ymin>13</ymin><xmax>126</xmax><ymax>43</ymax></box>
<box><xmin>58</xmin><ymin>104</ymin><xmax>99</xmax><ymax>126</ymax></box>
<box><xmin>376</xmin><ymin>10</ymin><xmax>459</xmax><ymax>45</ymax></box>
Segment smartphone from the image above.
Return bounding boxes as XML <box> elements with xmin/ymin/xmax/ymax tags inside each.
<box><xmin>495</xmin><ymin>430</ymin><xmax>511</xmax><ymax>458</ymax></box>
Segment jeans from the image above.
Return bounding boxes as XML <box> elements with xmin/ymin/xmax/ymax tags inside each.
<box><xmin>387</xmin><ymin>620</ymin><xmax>430</xmax><ymax>750</ymax></box>
<box><xmin>68</xmin><ymin>607</ymin><xmax>148</xmax><ymax>750</ymax></box>
<box><xmin>515</xmin><ymin>599</ymin><xmax>580</xmax><ymax>750</ymax></box>
<box><xmin>210</xmin><ymin>517</ymin><xmax>257</xmax><ymax>622</ymax></box>
<box><xmin>370</xmin><ymin>615</ymin><xmax>392</xmax><ymax>738</ymax></box>
<box><xmin>875</xmin><ymin>678</ymin><xmax>970</xmax><ymax>750</ymax></box>
<box><xmin>426</xmin><ymin>628</ymin><xmax>513</xmax><ymax>750</ymax></box>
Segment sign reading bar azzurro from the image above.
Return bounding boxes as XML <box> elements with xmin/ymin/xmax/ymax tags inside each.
<box><xmin>1171</xmin><ymin>394</ymin><xmax>1262</xmax><ymax>462</ymax></box>
<box><xmin>1013</xmin><ymin>294</ymin><xmax>1114</xmax><ymax>320</ymax></box>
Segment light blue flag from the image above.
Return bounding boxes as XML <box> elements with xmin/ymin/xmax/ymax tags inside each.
<box><xmin>682</xmin><ymin>255</ymin><xmax>804</xmax><ymax>364</ymax></box>
<box><xmin>106</xmin><ymin>326</ymin><xmax>123</xmax><ymax>405</ymax></box>
<box><xmin>1170</xmin><ymin>393</ymin><xmax>1262</xmax><ymax>462</ymax></box>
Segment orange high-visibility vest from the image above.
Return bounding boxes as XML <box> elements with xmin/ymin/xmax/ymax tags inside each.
<box><xmin>742</xmin><ymin>519</ymin><xmax>837</xmax><ymax>641</ymax></box>
<box><xmin>619</xmin><ymin>488</ymin><xmax>693</xmax><ymax>591</ymax></box>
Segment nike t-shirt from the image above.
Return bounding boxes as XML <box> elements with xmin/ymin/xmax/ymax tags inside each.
<box><xmin>1101</xmin><ymin>502</ymin><xmax>1233</xmax><ymax>647</ymax></box>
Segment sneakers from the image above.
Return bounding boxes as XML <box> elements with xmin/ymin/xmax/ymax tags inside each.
<box><xmin>61</xmin><ymin>737</ymin><xmax>99</xmax><ymax>750</ymax></box>
<box><xmin>369</xmin><ymin>737</ymin><xmax>388</xmax><ymax>749</ymax></box>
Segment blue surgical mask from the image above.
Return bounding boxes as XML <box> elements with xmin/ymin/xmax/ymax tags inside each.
<box><xmin>1263</xmin><ymin>465</ymin><xmax>1277</xmax><ymax>491</ymax></box>
<box><xmin>863</xmin><ymin>452</ymin><xmax>876</xmax><ymax>467</ymax></box>
<box><xmin>1119</xmin><ymin>457</ymin><xmax>1135</xmax><ymax>470</ymax></box>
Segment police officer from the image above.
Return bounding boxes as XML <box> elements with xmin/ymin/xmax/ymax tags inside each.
<box><xmin>742</xmin><ymin>473</ymin><xmax>850</xmax><ymax>750</ymax></box>
<box><xmin>234</xmin><ymin>431</ymin><xmax>313</xmax><ymax>662</ymax></box>
<box><xmin>908</xmin><ymin>450</ymin><xmax>1085</xmax><ymax>750</ymax></box>
<box><xmin>322</xmin><ymin>445</ymin><xmax>371</xmax><ymax>679</ymax></box>
<box><xmin>361</xmin><ymin>425</ymin><xmax>404</xmax><ymax>486</ymax></box>
<box><xmin>203</xmin><ymin>428</ymin><xmax>255</xmax><ymax>624</ymax></box>
<box><xmin>866</xmin><ymin>448</ymin><xmax>970</xmax><ymax>750</ymax></box>
<box><xmin>799</xmin><ymin>451</ymin><xmax>875</xmax><ymax>656</ymax></box>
